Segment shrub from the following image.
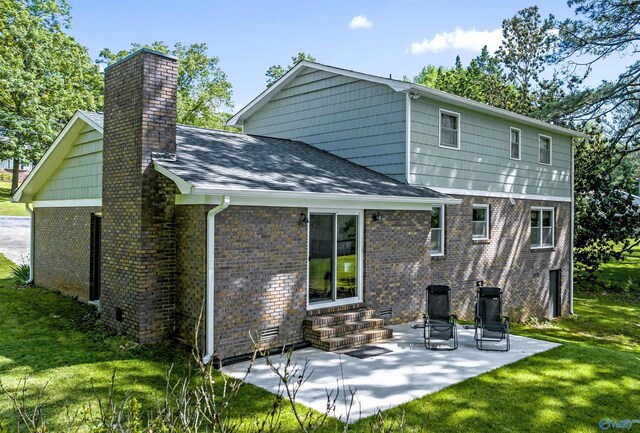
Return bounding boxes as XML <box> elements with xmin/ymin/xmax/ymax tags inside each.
<box><xmin>11</xmin><ymin>257</ymin><xmax>30</xmax><ymax>286</ymax></box>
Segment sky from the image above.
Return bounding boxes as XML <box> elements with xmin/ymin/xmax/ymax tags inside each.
<box><xmin>65</xmin><ymin>0</ymin><xmax>626</xmax><ymax>112</ymax></box>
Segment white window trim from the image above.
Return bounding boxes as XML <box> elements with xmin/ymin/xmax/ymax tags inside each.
<box><xmin>539</xmin><ymin>134</ymin><xmax>552</xmax><ymax>166</ymax></box>
<box><xmin>472</xmin><ymin>204</ymin><xmax>490</xmax><ymax>240</ymax></box>
<box><xmin>531</xmin><ymin>206</ymin><xmax>555</xmax><ymax>248</ymax></box>
<box><xmin>510</xmin><ymin>127</ymin><xmax>521</xmax><ymax>161</ymax></box>
<box><xmin>307</xmin><ymin>209</ymin><xmax>364</xmax><ymax>310</ymax></box>
<box><xmin>438</xmin><ymin>109</ymin><xmax>461</xmax><ymax>150</ymax></box>
<box><xmin>431</xmin><ymin>205</ymin><xmax>445</xmax><ymax>256</ymax></box>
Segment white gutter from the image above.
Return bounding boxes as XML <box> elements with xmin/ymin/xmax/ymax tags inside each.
<box><xmin>570</xmin><ymin>140</ymin><xmax>575</xmax><ymax>315</ymax></box>
<box><xmin>203</xmin><ymin>196</ymin><xmax>231</xmax><ymax>365</ymax></box>
<box><xmin>25</xmin><ymin>204</ymin><xmax>34</xmax><ymax>284</ymax></box>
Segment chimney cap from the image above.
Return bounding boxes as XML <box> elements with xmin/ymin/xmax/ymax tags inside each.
<box><xmin>104</xmin><ymin>47</ymin><xmax>178</xmax><ymax>72</ymax></box>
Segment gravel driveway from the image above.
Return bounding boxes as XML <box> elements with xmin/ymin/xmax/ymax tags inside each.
<box><xmin>0</xmin><ymin>216</ymin><xmax>31</xmax><ymax>265</ymax></box>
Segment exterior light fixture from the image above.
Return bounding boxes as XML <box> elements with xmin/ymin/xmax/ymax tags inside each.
<box><xmin>373</xmin><ymin>212</ymin><xmax>383</xmax><ymax>222</ymax></box>
<box><xmin>299</xmin><ymin>212</ymin><xmax>309</xmax><ymax>224</ymax></box>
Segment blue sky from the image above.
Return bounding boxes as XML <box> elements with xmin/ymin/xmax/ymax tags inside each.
<box><xmin>66</xmin><ymin>0</ymin><xmax>623</xmax><ymax>112</ymax></box>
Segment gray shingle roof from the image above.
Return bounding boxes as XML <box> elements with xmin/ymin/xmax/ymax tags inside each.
<box><xmin>80</xmin><ymin>112</ymin><xmax>450</xmax><ymax>200</ymax></box>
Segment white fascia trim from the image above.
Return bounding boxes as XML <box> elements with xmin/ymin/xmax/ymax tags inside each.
<box><xmin>176</xmin><ymin>193</ymin><xmax>458</xmax><ymax>210</ymax></box>
<box><xmin>13</xmin><ymin>111</ymin><xmax>99</xmax><ymax>203</ymax></box>
<box><xmin>407</xmin><ymin>85</ymin><xmax>588</xmax><ymax>138</ymax></box>
<box><xmin>427</xmin><ymin>187</ymin><xmax>571</xmax><ymax>203</ymax></box>
<box><xmin>32</xmin><ymin>198</ymin><xmax>102</xmax><ymax>208</ymax></box>
<box><xmin>153</xmin><ymin>162</ymin><xmax>193</xmax><ymax>194</ymax></box>
<box><xmin>227</xmin><ymin>61</ymin><xmax>411</xmax><ymax>126</ymax></box>
<box><xmin>405</xmin><ymin>93</ymin><xmax>412</xmax><ymax>184</ymax></box>
<box><xmin>185</xmin><ymin>188</ymin><xmax>460</xmax><ymax>207</ymax></box>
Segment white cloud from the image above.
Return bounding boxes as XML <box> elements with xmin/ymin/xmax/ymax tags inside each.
<box><xmin>349</xmin><ymin>15</ymin><xmax>373</xmax><ymax>29</ymax></box>
<box><xmin>408</xmin><ymin>27</ymin><xmax>502</xmax><ymax>54</ymax></box>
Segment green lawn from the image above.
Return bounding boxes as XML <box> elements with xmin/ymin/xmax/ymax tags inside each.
<box><xmin>595</xmin><ymin>242</ymin><xmax>640</xmax><ymax>294</ymax></box>
<box><xmin>0</xmin><ymin>180</ymin><xmax>28</xmax><ymax>216</ymax></box>
<box><xmin>1</xmin><ymin>250</ymin><xmax>639</xmax><ymax>432</ymax></box>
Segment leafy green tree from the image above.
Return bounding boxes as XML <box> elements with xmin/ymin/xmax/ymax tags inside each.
<box><xmin>265</xmin><ymin>52</ymin><xmax>316</xmax><ymax>87</ymax></box>
<box><xmin>574</xmin><ymin>122</ymin><xmax>640</xmax><ymax>274</ymax></box>
<box><xmin>98</xmin><ymin>42</ymin><xmax>234</xmax><ymax>130</ymax></box>
<box><xmin>496</xmin><ymin>6</ymin><xmax>556</xmax><ymax>115</ymax></box>
<box><xmin>413</xmin><ymin>48</ymin><xmax>518</xmax><ymax>112</ymax></box>
<box><xmin>549</xmin><ymin>0</ymin><xmax>640</xmax><ymax>274</ymax></box>
<box><xmin>0</xmin><ymin>0</ymin><xmax>103</xmax><ymax>192</ymax></box>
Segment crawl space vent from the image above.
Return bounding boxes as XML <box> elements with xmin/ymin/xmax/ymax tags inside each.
<box><xmin>260</xmin><ymin>327</ymin><xmax>279</xmax><ymax>341</ymax></box>
<box><xmin>379</xmin><ymin>307</ymin><xmax>392</xmax><ymax>318</ymax></box>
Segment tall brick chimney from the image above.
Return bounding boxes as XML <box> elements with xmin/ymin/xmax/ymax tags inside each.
<box><xmin>101</xmin><ymin>49</ymin><xmax>179</xmax><ymax>342</ymax></box>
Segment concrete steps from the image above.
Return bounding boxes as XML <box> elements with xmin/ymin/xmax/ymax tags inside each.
<box><xmin>303</xmin><ymin>308</ymin><xmax>393</xmax><ymax>351</ymax></box>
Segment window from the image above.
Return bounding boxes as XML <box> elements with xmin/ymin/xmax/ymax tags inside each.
<box><xmin>510</xmin><ymin>128</ymin><xmax>521</xmax><ymax>160</ymax></box>
<box><xmin>539</xmin><ymin>135</ymin><xmax>552</xmax><ymax>165</ymax></box>
<box><xmin>531</xmin><ymin>207</ymin><xmax>554</xmax><ymax>248</ymax></box>
<box><xmin>431</xmin><ymin>205</ymin><xmax>445</xmax><ymax>256</ymax></box>
<box><xmin>308</xmin><ymin>211</ymin><xmax>362</xmax><ymax>306</ymax></box>
<box><xmin>439</xmin><ymin>109</ymin><xmax>460</xmax><ymax>149</ymax></box>
<box><xmin>472</xmin><ymin>204</ymin><xmax>490</xmax><ymax>240</ymax></box>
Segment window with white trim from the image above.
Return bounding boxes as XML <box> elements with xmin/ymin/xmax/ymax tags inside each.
<box><xmin>510</xmin><ymin>128</ymin><xmax>521</xmax><ymax>160</ymax></box>
<box><xmin>531</xmin><ymin>207</ymin><xmax>554</xmax><ymax>248</ymax></box>
<box><xmin>439</xmin><ymin>110</ymin><xmax>460</xmax><ymax>149</ymax></box>
<box><xmin>539</xmin><ymin>135</ymin><xmax>552</xmax><ymax>165</ymax></box>
<box><xmin>431</xmin><ymin>205</ymin><xmax>445</xmax><ymax>255</ymax></box>
<box><xmin>472</xmin><ymin>204</ymin><xmax>490</xmax><ymax>240</ymax></box>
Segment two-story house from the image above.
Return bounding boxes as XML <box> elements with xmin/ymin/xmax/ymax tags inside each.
<box><xmin>12</xmin><ymin>49</ymin><xmax>584</xmax><ymax>364</ymax></box>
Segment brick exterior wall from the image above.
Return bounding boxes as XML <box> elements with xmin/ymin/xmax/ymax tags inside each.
<box><xmin>175</xmin><ymin>205</ymin><xmax>308</xmax><ymax>360</ymax></box>
<box><xmin>430</xmin><ymin>195</ymin><xmax>571</xmax><ymax>321</ymax></box>
<box><xmin>101</xmin><ymin>50</ymin><xmax>179</xmax><ymax>342</ymax></box>
<box><xmin>364</xmin><ymin>209</ymin><xmax>431</xmax><ymax>324</ymax></box>
<box><xmin>33</xmin><ymin>206</ymin><xmax>101</xmax><ymax>301</ymax></box>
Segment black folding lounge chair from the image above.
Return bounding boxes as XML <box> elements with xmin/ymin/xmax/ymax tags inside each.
<box><xmin>411</xmin><ymin>285</ymin><xmax>458</xmax><ymax>350</ymax></box>
<box><xmin>474</xmin><ymin>287</ymin><xmax>510</xmax><ymax>351</ymax></box>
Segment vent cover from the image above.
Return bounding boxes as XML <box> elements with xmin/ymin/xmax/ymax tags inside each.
<box><xmin>260</xmin><ymin>327</ymin><xmax>279</xmax><ymax>341</ymax></box>
<box><xmin>380</xmin><ymin>307</ymin><xmax>392</xmax><ymax>318</ymax></box>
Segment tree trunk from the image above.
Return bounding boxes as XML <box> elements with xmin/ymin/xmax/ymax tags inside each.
<box><xmin>11</xmin><ymin>158</ymin><xmax>20</xmax><ymax>194</ymax></box>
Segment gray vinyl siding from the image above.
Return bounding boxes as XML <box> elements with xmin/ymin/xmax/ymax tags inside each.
<box><xmin>410</xmin><ymin>98</ymin><xmax>571</xmax><ymax>198</ymax></box>
<box><xmin>35</xmin><ymin>124</ymin><xmax>102</xmax><ymax>200</ymax></box>
<box><xmin>244</xmin><ymin>69</ymin><xmax>407</xmax><ymax>180</ymax></box>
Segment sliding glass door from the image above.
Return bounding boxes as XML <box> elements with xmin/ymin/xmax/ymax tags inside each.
<box><xmin>308</xmin><ymin>211</ymin><xmax>361</xmax><ymax>307</ymax></box>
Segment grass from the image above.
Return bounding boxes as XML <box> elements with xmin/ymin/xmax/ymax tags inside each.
<box><xmin>0</xmin><ymin>253</ymin><xmax>335</xmax><ymax>431</ymax></box>
<box><xmin>594</xmin><ymin>242</ymin><xmax>640</xmax><ymax>294</ymax></box>
<box><xmin>0</xmin><ymin>180</ymin><xmax>28</xmax><ymax>217</ymax></box>
<box><xmin>1</xmin><ymin>249</ymin><xmax>639</xmax><ymax>431</ymax></box>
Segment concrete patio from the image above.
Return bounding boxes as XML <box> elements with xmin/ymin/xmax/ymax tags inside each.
<box><xmin>224</xmin><ymin>323</ymin><xmax>559</xmax><ymax>421</ymax></box>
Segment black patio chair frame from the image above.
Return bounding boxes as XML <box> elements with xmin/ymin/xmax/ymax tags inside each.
<box><xmin>411</xmin><ymin>285</ymin><xmax>458</xmax><ymax>350</ymax></box>
<box><xmin>474</xmin><ymin>286</ymin><xmax>510</xmax><ymax>352</ymax></box>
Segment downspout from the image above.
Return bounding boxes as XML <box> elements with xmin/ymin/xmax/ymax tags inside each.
<box><xmin>25</xmin><ymin>203</ymin><xmax>34</xmax><ymax>284</ymax></box>
<box><xmin>570</xmin><ymin>140</ymin><xmax>575</xmax><ymax>315</ymax></box>
<box><xmin>203</xmin><ymin>196</ymin><xmax>231</xmax><ymax>365</ymax></box>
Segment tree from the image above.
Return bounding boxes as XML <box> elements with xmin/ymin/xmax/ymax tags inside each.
<box><xmin>550</xmin><ymin>0</ymin><xmax>640</xmax><ymax>273</ymax></box>
<box><xmin>496</xmin><ymin>6</ymin><xmax>557</xmax><ymax>115</ymax></box>
<box><xmin>0</xmin><ymin>0</ymin><xmax>103</xmax><ymax>192</ymax></box>
<box><xmin>573</xmin><ymin>123</ymin><xmax>640</xmax><ymax>274</ymax></box>
<box><xmin>413</xmin><ymin>48</ymin><xmax>518</xmax><ymax>112</ymax></box>
<box><xmin>98</xmin><ymin>42</ymin><xmax>234</xmax><ymax>130</ymax></box>
<box><xmin>265</xmin><ymin>52</ymin><xmax>316</xmax><ymax>87</ymax></box>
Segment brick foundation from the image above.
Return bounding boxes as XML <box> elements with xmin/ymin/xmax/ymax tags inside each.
<box><xmin>430</xmin><ymin>195</ymin><xmax>571</xmax><ymax>321</ymax></box>
<box><xmin>33</xmin><ymin>206</ymin><xmax>101</xmax><ymax>301</ymax></box>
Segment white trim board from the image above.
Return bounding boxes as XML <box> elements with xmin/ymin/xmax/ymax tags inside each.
<box><xmin>175</xmin><ymin>194</ymin><xmax>457</xmax><ymax>210</ymax></box>
<box><xmin>426</xmin><ymin>187</ymin><xmax>571</xmax><ymax>203</ymax></box>
<box><xmin>32</xmin><ymin>198</ymin><xmax>102</xmax><ymax>208</ymax></box>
